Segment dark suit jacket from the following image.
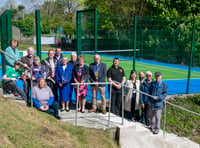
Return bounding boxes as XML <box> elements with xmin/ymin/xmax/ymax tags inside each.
<box><xmin>89</xmin><ymin>62</ymin><xmax>107</xmax><ymax>86</ymax></box>
<box><xmin>73</xmin><ymin>64</ymin><xmax>89</xmax><ymax>83</ymax></box>
<box><xmin>53</xmin><ymin>54</ymin><xmax>63</xmax><ymax>66</ymax></box>
<box><xmin>41</xmin><ymin>58</ymin><xmax>57</xmax><ymax>78</ymax></box>
<box><xmin>21</xmin><ymin>55</ymin><xmax>35</xmax><ymax>71</ymax></box>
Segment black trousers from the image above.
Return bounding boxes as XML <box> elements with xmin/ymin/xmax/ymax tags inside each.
<box><xmin>3</xmin><ymin>81</ymin><xmax>27</xmax><ymax>102</ymax></box>
<box><xmin>24</xmin><ymin>79</ymin><xmax>31</xmax><ymax>101</ymax></box>
<box><xmin>46</xmin><ymin>80</ymin><xmax>58</xmax><ymax>101</ymax></box>
<box><xmin>44</xmin><ymin>101</ymin><xmax>59</xmax><ymax>117</ymax></box>
<box><xmin>111</xmin><ymin>90</ymin><xmax>122</xmax><ymax>116</ymax></box>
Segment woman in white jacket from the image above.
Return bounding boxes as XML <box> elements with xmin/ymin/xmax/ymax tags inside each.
<box><xmin>124</xmin><ymin>70</ymin><xmax>141</xmax><ymax>121</ymax></box>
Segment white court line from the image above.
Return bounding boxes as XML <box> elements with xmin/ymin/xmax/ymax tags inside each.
<box><xmin>136</xmin><ymin>62</ymin><xmax>200</xmax><ymax>77</ymax></box>
<box><xmin>84</xmin><ymin>54</ymin><xmax>200</xmax><ymax>76</ymax></box>
<box><xmin>164</xmin><ymin>78</ymin><xmax>200</xmax><ymax>81</ymax></box>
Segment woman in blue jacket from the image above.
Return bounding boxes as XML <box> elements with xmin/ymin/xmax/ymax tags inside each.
<box><xmin>5</xmin><ymin>39</ymin><xmax>20</xmax><ymax>71</ymax></box>
<box><xmin>56</xmin><ymin>57</ymin><xmax>73</xmax><ymax>112</ymax></box>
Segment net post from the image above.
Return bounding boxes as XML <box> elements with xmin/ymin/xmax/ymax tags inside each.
<box><xmin>76</xmin><ymin>11</ymin><xmax>82</xmax><ymax>56</ymax></box>
<box><xmin>186</xmin><ymin>18</ymin><xmax>196</xmax><ymax>94</ymax></box>
<box><xmin>94</xmin><ymin>8</ymin><xmax>98</xmax><ymax>54</ymax></box>
<box><xmin>35</xmin><ymin>10</ymin><xmax>42</xmax><ymax>60</ymax></box>
<box><xmin>133</xmin><ymin>16</ymin><xmax>137</xmax><ymax>70</ymax></box>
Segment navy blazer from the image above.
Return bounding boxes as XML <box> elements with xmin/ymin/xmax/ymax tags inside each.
<box><xmin>55</xmin><ymin>64</ymin><xmax>73</xmax><ymax>85</ymax></box>
<box><xmin>89</xmin><ymin>62</ymin><xmax>107</xmax><ymax>86</ymax></box>
<box><xmin>54</xmin><ymin>54</ymin><xmax>63</xmax><ymax>66</ymax></box>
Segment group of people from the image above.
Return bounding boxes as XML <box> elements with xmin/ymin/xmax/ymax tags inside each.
<box><xmin>2</xmin><ymin>39</ymin><xmax>168</xmax><ymax>134</ymax></box>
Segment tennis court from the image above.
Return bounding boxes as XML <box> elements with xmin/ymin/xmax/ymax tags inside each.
<box><xmin>41</xmin><ymin>50</ymin><xmax>200</xmax><ymax>95</ymax></box>
<box><xmin>1</xmin><ymin>50</ymin><xmax>200</xmax><ymax>100</ymax></box>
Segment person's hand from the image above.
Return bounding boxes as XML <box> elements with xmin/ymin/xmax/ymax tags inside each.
<box><xmin>40</xmin><ymin>106</ymin><xmax>46</xmax><ymax>111</ymax></box>
<box><xmin>32</xmin><ymin>77</ymin><xmax>36</xmax><ymax>80</ymax></box>
<box><xmin>47</xmin><ymin>76</ymin><xmax>51</xmax><ymax>80</ymax></box>
<box><xmin>59</xmin><ymin>84</ymin><xmax>62</xmax><ymax>87</ymax></box>
<box><xmin>116</xmin><ymin>84</ymin><xmax>122</xmax><ymax>89</ymax></box>
<box><xmin>44</xmin><ymin>105</ymin><xmax>49</xmax><ymax>111</ymax></box>
<box><xmin>10</xmin><ymin>78</ymin><xmax>16</xmax><ymax>81</ymax></box>
<box><xmin>153</xmin><ymin>96</ymin><xmax>157</xmax><ymax>100</ymax></box>
<box><xmin>24</xmin><ymin>64</ymin><xmax>28</xmax><ymax>67</ymax></box>
<box><xmin>142</xmin><ymin>104</ymin><xmax>145</xmax><ymax>108</ymax></box>
<box><xmin>93</xmin><ymin>81</ymin><xmax>98</xmax><ymax>87</ymax></box>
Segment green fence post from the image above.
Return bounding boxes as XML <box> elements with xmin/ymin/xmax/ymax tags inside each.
<box><xmin>118</xmin><ymin>30</ymin><xmax>120</xmax><ymax>50</ymax></box>
<box><xmin>7</xmin><ymin>10</ymin><xmax>12</xmax><ymax>43</ymax></box>
<box><xmin>172</xmin><ymin>30</ymin><xmax>176</xmax><ymax>64</ymax></box>
<box><xmin>1</xmin><ymin>10</ymin><xmax>12</xmax><ymax>75</ymax></box>
<box><xmin>77</xmin><ymin>11</ymin><xmax>82</xmax><ymax>56</ymax></box>
<box><xmin>94</xmin><ymin>8</ymin><xmax>98</xmax><ymax>54</ymax></box>
<box><xmin>35</xmin><ymin>10</ymin><xmax>41</xmax><ymax>60</ymax></box>
<box><xmin>141</xmin><ymin>30</ymin><xmax>144</xmax><ymax>59</ymax></box>
<box><xmin>186</xmin><ymin>18</ymin><xmax>196</xmax><ymax>94</ymax></box>
<box><xmin>155</xmin><ymin>30</ymin><xmax>158</xmax><ymax>61</ymax></box>
<box><xmin>133</xmin><ymin>16</ymin><xmax>137</xmax><ymax>70</ymax></box>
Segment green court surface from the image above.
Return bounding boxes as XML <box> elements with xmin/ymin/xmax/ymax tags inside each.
<box><xmin>42</xmin><ymin>54</ymin><xmax>200</xmax><ymax>80</ymax></box>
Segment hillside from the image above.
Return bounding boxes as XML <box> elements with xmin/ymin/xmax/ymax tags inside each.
<box><xmin>0</xmin><ymin>97</ymin><xmax>117</xmax><ymax>148</ymax></box>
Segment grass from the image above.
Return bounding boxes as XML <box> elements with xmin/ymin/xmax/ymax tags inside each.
<box><xmin>0</xmin><ymin>97</ymin><xmax>118</xmax><ymax>148</ymax></box>
<box><xmin>40</xmin><ymin>53</ymin><xmax>200</xmax><ymax>80</ymax></box>
<box><xmin>161</xmin><ymin>95</ymin><xmax>200</xmax><ymax>144</ymax></box>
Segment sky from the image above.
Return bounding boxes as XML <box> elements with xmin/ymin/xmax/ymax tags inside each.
<box><xmin>0</xmin><ymin>0</ymin><xmax>44</xmax><ymax>13</ymax></box>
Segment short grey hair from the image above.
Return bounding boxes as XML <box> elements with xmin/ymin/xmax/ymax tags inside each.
<box><xmin>71</xmin><ymin>52</ymin><xmax>77</xmax><ymax>56</ymax></box>
<box><xmin>146</xmin><ymin>71</ymin><xmax>152</xmax><ymax>76</ymax></box>
<box><xmin>27</xmin><ymin>47</ymin><xmax>35</xmax><ymax>52</ymax></box>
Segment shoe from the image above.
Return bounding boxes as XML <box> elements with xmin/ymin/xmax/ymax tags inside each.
<box><xmin>66</xmin><ymin>109</ymin><xmax>70</xmax><ymax>112</ymax></box>
<box><xmin>78</xmin><ymin>108</ymin><xmax>81</xmax><ymax>112</ymax></box>
<box><xmin>88</xmin><ymin>108</ymin><xmax>96</xmax><ymax>113</ymax></box>
<box><xmin>60</xmin><ymin>109</ymin><xmax>65</xmax><ymax>112</ymax></box>
<box><xmin>81</xmin><ymin>110</ymin><xmax>85</xmax><ymax>113</ymax></box>
<box><xmin>102</xmin><ymin>110</ymin><xmax>107</xmax><ymax>114</ymax></box>
<box><xmin>153</xmin><ymin>129</ymin><xmax>159</xmax><ymax>134</ymax></box>
<box><xmin>132</xmin><ymin>118</ymin><xmax>136</xmax><ymax>122</ymax></box>
<box><xmin>55</xmin><ymin>116</ymin><xmax>61</xmax><ymax>120</ymax></box>
<box><xmin>13</xmin><ymin>92</ymin><xmax>19</xmax><ymax>96</ymax></box>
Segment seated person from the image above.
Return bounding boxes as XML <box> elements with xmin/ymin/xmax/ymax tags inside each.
<box><xmin>3</xmin><ymin>61</ymin><xmax>27</xmax><ymax>102</ymax></box>
<box><xmin>32</xmin><ymin>78</ymin><xmax>60</xmax><ymax>119</ymax></box>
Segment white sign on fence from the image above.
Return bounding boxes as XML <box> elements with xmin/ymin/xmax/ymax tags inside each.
<box><xmin>34</xmin><ymin>36</ymin><xmax>55</xmax><ymax>45</ymax></box>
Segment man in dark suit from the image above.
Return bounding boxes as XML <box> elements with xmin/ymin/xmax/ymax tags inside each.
<box><xmin>21</xmin><ymin>47</ymin><xmax>35</xmax><ymax>102</ymax></box>
<box><xmin>41</xmin><ymin>50</ymin><xmax>58</xmax><ymax>101</ymax></box>
<box><xmin>53</xmin><ymin>48</ymin><xmax>63</xmax><ymax>66</ymax></box>
<box><xmin>89</xmin><ymin>54</ymin><xmax>107</xmax><ymax>114</ymax></box>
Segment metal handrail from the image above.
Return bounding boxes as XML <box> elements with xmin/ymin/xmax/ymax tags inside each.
<box><xmin>112</xmin><ymin>80</ymin><xmax>200</xmax><ymax>138</ymax></box>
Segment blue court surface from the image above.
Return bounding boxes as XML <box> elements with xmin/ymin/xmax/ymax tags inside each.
<box><xmin>1</xmin><ymin>51</ymin><xmax>200</xmax><ymax>101</ymax></box>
